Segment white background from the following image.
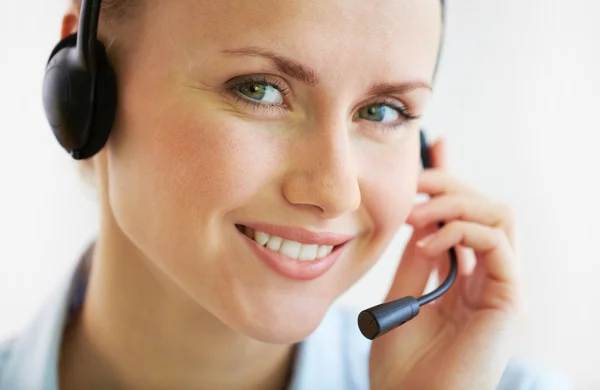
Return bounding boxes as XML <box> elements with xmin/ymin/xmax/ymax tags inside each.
<box><xmin>1</xmin><ymin>0</ymin><xmax>599</xmax><ymax>388</ymax></box>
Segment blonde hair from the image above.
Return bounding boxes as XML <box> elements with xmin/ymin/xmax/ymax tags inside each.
<box><xmin>72</xmin><ymin>0</ymin><xmax>137</xmax><ymax>20</ymax></box>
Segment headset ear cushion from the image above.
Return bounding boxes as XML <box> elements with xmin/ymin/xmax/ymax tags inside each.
<box><xmin>73</xmin><ymin>39</ymin><xmax>117</xmax><ymax>160</ymax></box>
<box><xmin>44</xmin><ymin>32</ymin><xmax>93</xmax><ymax>152</ymax></box>
<box><xmin>48</xmin><ymin>33</ymin><xmax>78</xmax><ymax>63</ymax></box>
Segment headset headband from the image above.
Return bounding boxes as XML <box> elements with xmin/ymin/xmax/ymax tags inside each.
<box><xmin>77</xmin><ymin>0</ymin><xmax>102</xmax><ymax>72</ymax></box>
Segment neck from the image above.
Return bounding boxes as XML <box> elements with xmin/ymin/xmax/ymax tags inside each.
<box><xmin>59</xmin><ymin>210</ymin><xmax>296</xmax><ymax>390</ymax></box>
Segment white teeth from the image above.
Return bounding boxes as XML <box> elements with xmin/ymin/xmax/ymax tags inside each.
<box><xmin>298</xmin><ymin>244</ymin><xmax>319</xmax><ymax>261</ymax></box>
<box><xmin>280</xmin><ymin>240</ymin><xmax>302</xmax><ymax>259</ymax></box>
<box><xmin>317</xmin><ymin>245</ymin><xmax>333</xmax><ymax>258</ymax></box>
<box><xmin>266</xmin><ymin>236</ymin><xmax>283</xmax><ymax>251</ymax></box>
<box><xmin>254</xmin><ymin>231</ymin><xmax>270</xmax><ymax>246</ymax></box>
<box><xmin>241</xmin><ymin>226</ymin><xmax>336</xmax><ymax>261</ymax></box>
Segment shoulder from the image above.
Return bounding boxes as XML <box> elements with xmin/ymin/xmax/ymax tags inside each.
<box><xmin>303</xmin><ymin>305</ymin><xmax>573</xmax><ymax>390</ymax></box>
<box><xmin>0</xmin><ymin>336</ymin><xmax>16</xmax><ymax>387</ymax></box>
<box><xmin>0</xmin><ymin>307</ymin><xmax>64</xmax><ymax>390</ymax></box>
<box><xmin>0</xmin><ymin>249</ymin><xmax>93</xmax><ymax>390</ymax></box>
<box><xmin>0</xmin><ymin>338</ymin><xmax>10</xmax><ymax>367</ymax></box>
<box><xmin>0</xmin><ymin>272</ymin><xmax>78</xmax><ymax>390</ymax></box>
<box><xmin>0</xmin><ymin>339</ymin><xmax>9</xmax><ymax>366</ymax></box>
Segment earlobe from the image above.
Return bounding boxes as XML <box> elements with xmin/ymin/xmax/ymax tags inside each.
<box><xmin>60</xmin><ymin>6</ymin><xmax>81</xmax><ymax>39</ymax></box>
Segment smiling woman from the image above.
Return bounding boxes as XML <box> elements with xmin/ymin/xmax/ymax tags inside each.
<box><xmin>0</xmin><ymin>0</ymin><xmax>573</xmax><ymax>389</ymax></box>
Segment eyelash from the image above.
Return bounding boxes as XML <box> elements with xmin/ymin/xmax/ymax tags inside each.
<box><xmin>226</xmin><ymin>76</ymin><xmax>420</xmax><ymax>130</ymax></box>
<box><xmin>226</xmin><ymin>76</ymin><xmax>290</xmax><ymax>115</ymax></box>
<box><xmin>363</xmin><ymin>99</ymin><xmax>421</xmax><ymax>131</ymax></box>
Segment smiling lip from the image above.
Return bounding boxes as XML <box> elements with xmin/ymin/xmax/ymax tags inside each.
<box><xmin>235</xmin><ymin>223</ymin><xmax>353</xmax><ymax>281</ymax></box>
<box><xmin>241</xmin><ymin>223</ymin><xmax>354</xmax><ymax>246</ymax></box>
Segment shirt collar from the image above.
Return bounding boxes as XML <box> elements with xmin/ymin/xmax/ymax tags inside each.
<box><xmin>0</xmin><ymin>246</ymin><xmax>92</xmax><ymax>390</ymax></box>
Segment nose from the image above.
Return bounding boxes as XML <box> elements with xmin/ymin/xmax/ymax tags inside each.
<box><xmin>281</xmin><ymin>125</ymin><xmax>361</xmax><ymax>220</ymax></box>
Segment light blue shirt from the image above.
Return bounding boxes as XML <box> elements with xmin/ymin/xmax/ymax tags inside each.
<box><xmin>0</xmin><ymin>250</ymin><xmax>573</xmax><ymax>389</ymax></box>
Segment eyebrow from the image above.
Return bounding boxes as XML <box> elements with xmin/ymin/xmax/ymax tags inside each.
<box><xmin>368</xmin><ymin>81</ymin><xmax>432</xmax><ymax>96</ymax></box>
<box><xmin>221</xmin><ymin>47</ymin><xmax>320</xmax><ymax>86</ymax></box>
<box><xmin>221</xmin><ymin>46</ymin><xmax>432</xmax><ymax>95</ymax></box>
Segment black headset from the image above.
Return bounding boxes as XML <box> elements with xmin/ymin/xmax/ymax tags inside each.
<box><xmin>42</xmin><ymin>0</ymin><xmax>116</xmax><ymax>160</ymax></box>
<box><xmin>42</xmin><ymin>0</ymin><xmax>455</xmax><ymax>340</ymax></box>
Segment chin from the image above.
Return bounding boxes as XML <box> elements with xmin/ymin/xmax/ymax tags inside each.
<box><xmin>217</xmin><ymin>289</ymin><xmax>336</xmax><ymax>344</ymax></box>
<box><xmin>244</xmin><ymin>305</ymin><xmax>330</xmax><ymax>344</ymax></box>
<box><xmin>182</xmin><ymin>226</ymin><xmax>358</xmax><ymax>344</ymax></box>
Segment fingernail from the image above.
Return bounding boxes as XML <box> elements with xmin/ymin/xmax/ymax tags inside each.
<box><xmin>416</xmin><ymin>234</ymin><xmax>436</xmax><ymax>248</ymax></box>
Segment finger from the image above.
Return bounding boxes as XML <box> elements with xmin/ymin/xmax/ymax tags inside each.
<box><xmin>419</xmin><ymin>221</ymin><xmax>516</xmax><ymax>285</ymax></box>
<box><xmin>407</xmin><ymin>196</ymin><xmax>514</xmax><ymax>246</ymax></box>
<box><xmin>465</xmin><ymin>254</ymin><xmax>522</xmax><ymax>312</ymax></box>
<box><xmin>429</xmin><ymin>137</ymin><xmax>449</xmax><ymax>170</ymax></box>
<box><xmin>426</xmin><ymin>139</ymin><xmax>473</xmax><ymax>310</ymax></box>
<box><xmin>436</xmin><ymin>246</ymin><xmax>476</xmax><ymax>314</ymax></box>
<box><xmin>418</xmin><ymin>169</ymin><xmax>483</xmax><ymax>197</ymax></box>
<box><xmin>385</xmin><ymin>225</ymin><xmax>439</xmax><ymax>301</ymax></box>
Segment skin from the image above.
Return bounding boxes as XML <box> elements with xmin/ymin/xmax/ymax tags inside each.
<box><xmin>57</xmin><ymin>1</ymin><xmax>521</xmax><ymax>389</ymax></box>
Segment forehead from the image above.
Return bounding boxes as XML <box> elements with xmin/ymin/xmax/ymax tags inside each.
<box><xmin>144</xmin><ymin>0</ymin><xmax>442</xmax><ymax>82</ymax></box>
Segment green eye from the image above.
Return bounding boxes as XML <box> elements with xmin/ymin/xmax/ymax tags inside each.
<box><xmin>237</xmin><ymin>82</ymin><xmax>283</xmax><ymax>104</ymax></box>
<box><xmin>358</xmin><ymin>104</ymin><xmax>400</xmax><ymax>123</ymax></box>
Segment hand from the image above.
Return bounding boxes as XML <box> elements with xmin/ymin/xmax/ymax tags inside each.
<box><xmin>369</xmin><ymin>138</ymin><xmax>522</xmax><ymax>390</ymax></box>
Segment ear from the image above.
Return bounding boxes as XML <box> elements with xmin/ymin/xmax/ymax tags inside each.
<box><xmin>61</xmin><ymin>4</ymin><xmax>81</xmax><ymax>39</ymax></box>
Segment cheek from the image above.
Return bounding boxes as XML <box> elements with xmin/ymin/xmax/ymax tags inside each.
<box><xmin>106</xmin><ymin>83</ymin><xmax>286</xmax><ymax>265</ymax></box>
<box><xmin>151</xmin><ymin>110</ymin><xmax>281</xmax><ymax>215</ymax></box>
<box><xmin>360</xmin><ymin>133</ymin><xmax>421</xmax><ymax>246</ymax></box>
<box><xmin>117</xmin><ymin>97</ymin><xmax>283</xmax><ymax>222</ymax></box>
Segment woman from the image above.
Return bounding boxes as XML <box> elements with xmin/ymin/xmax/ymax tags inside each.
<box><xmin>0</xmin><ymin>0</ymin><xmax>571</xmax><ymax>389</ymax></box>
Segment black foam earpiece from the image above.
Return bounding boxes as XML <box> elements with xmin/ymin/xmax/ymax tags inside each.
<box><xmin>42</xmin><ymin>0</ymin><xmax>116</xmax><ymax>160</ymax></box>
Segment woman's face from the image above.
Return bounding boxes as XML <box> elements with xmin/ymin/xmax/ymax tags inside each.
<box><xmin>103</xmin><ymin>0</ymin><xmax>441</xmax><ymax>342</ymax></box>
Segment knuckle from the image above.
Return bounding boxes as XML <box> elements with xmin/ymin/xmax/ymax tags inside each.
<box><xmin>445</xmin><ymin>220</ymin><xmax>467</xmax><ymax>239</ymax></box>
<box><xmin>499</xmin><ymin>202</ymin><xmax>515</xmax><ymax>223</ymax></box>
<box><xmin>491</xmin><ymin>228</ymin><xmax>505</xmax><ymax>246</ymax></box>
<box><xmin>451</xmin><ymin>195</ymin><xmax>466</xmax><ymax>212</ymax></box>
<box><xmin>446</xmin><ymin>219</ymin><xmax>463</xmax><ymax>231</ymax></box>
<box><xmin>494</xmin><ymin>285</ymin><xmax>522</xmax><ymax>313</ymax></box>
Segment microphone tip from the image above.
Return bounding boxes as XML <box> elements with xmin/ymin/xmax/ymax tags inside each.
<box><xmin>357</xmin><ymin>310</ymin><xmax>380</xmax><ymax>340</ymax></box>
<box><xmin>357</xmin><ymin>296</ymin><xmax>420</xmax><ymax>340</ymax></box>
